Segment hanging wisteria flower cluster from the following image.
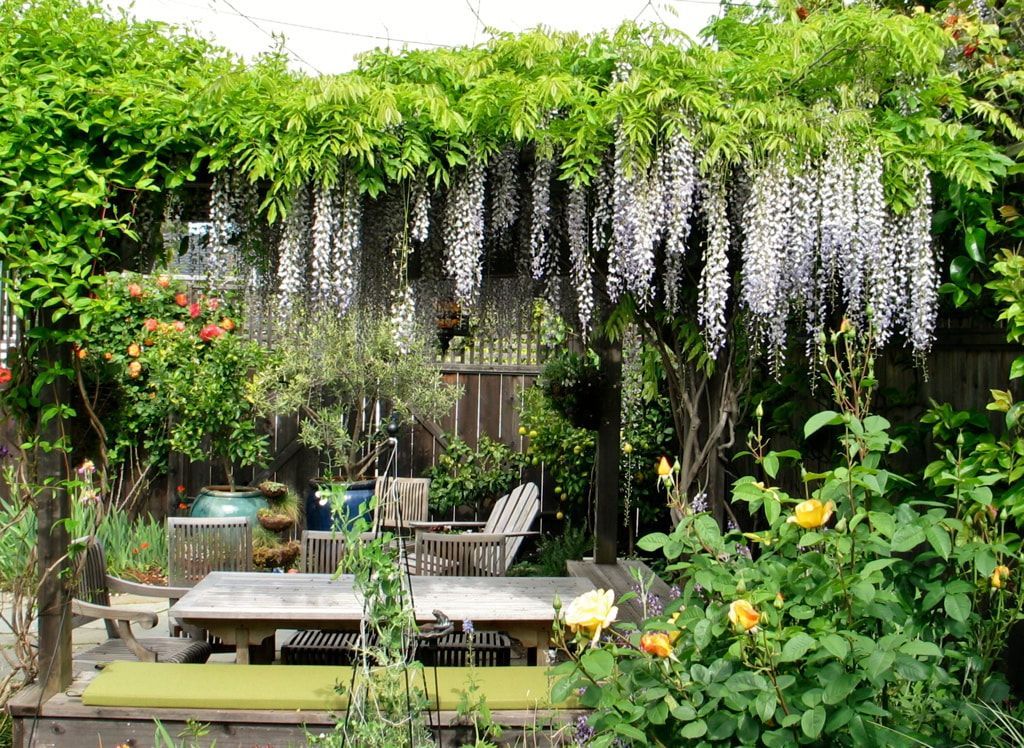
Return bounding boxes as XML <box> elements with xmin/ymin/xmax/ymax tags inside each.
<box><xmin>488</xmin><ymin>146</ymin><xmax>520</xmax><ymax>236</ymax></box>
<box><xmin>734</xmin><ymin>141</ymin><xmax>937</xmax><ymax>362</ymax></box>
<box><xmin>442</xmin><ymin>159</ymin><xmax>487</xmax><ymax>308</ymax></box>
<box><xmin>410</xmin><ymin>179</ymin><xmax>431</xmax><ymax>244</ymax></box>
<box><xmin>275</xmin><ymin>184</ymin><xmax>311</xmax><ymax>317</ymax></box>
<box><xmin>306</xmin><ymin>171</ymin><xmax>363</xmax><ymax>315</ymax></box>
<box><xmin>566</xmin><ymin>185</ymin><xmax>595</xmax><ymax>340</ymax></box>
<box><xmin>390</xmin><ymin>285</ymin><xmax>418</xmax><ymax>355</ymax></box>
<box><xmin>205</xmin><ymin>170</ymin><xmax>257</xmax><ymax>286</ymax></box>
<box><xmin>660</xmin><ymin>130</ymin><xmax>699</xmax><ymax>312</ymax></box>
<box><xmin>698</xmin><ymin>172</ymin><xmax>732</xmax><ymax>356</ymax></box>
<box><xmin>529</xmin><ymin>157</ymin><xmax>556</xmax><ymax>283</ymax></box>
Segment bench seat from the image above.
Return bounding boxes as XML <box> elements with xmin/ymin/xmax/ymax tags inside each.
<box><xmin>82</xmin><ymin>661</ymin><xmax>576</xmax><ymax>712</ymax></box>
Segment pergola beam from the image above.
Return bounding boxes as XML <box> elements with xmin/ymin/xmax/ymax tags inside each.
<box><xmin>593</xmin><ymin>335</ymin><xmax>622</xmax><ymax>564</ymax></box>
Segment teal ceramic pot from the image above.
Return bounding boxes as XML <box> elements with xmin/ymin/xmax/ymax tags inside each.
<box><xmin>190</xmin><ymin>485</ymin><xmax>268</xmax><ymax>523</ymax></box>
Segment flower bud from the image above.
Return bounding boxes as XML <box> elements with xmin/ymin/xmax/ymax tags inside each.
<box><xmin>755</xmin><ymin>401</ymin><xmax>764</xmax><ymax>419</ymax></box>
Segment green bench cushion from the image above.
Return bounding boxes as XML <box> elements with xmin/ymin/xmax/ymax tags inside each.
<box><xmin>82</xmin><ymin>662</ymin><xmax>577</xmax><ymax>712</ymax></box>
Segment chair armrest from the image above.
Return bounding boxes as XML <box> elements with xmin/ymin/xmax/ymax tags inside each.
<box><xmin>106</xmin><ymin>575</ymin><xmax>191</xmax><ymax>599</ymax></box>
<box><xmin>71</xmin><ymin>599</ymin><xmax>159</xmax><ymax>663</ymax></box>
<box><xmin>497</xmin><ymin>531</ymin><xmax>540</xmax><ymax>539</ymax></box>
<box><xmin>71</xmin><ymin>599</ymin><xmax>158</xmax><ymax>629</ymax></box>
<box><xmin>409</xmin><ymin>521</ymin><xmax>486</xmax><ymax>531</ymax></box>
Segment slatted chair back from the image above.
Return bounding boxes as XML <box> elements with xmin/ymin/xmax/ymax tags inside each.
<box><xmin>72</xmin><ymin>539</ymin><xmax>116</xmax><ymax>636</ymax></box>
<box><xmin>167</xmin><ymin>517</ymin><xmax>252</xmax><ymax>588</ymax></box>
<box><xmin>414</xmin><ymin>532</ymin><xmax>506</xmax><ymax>577</ymax></box>
<box><xmin>373</xmin><ymin>477</ymin><xmax>430</xmax><ymax>532</ymax></box>
<box><xmin>300</xmin><ymin>530</ymin><xmax>347</xmax><ymax>574</ymax></box>
<box><xmin>481</xmin><ymin>482</ymin><xmax>540</xmax><ymax>570</ymax></box>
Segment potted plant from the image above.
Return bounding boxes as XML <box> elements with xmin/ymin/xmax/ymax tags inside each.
<box><xmin>146</xmin><ymin>297</ymin><xmax>271</xmax><ymax>521</ymax></box>
<box><xmin>253</xmin><ymin>310</ymin><xmax>460</xmax><ymax>530</ymax></box>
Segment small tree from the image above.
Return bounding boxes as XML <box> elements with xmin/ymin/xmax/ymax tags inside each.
<box><xmin>253</xmin><ymin>311</ymin><xmax>459</xmax><ymax>481</ymax></box>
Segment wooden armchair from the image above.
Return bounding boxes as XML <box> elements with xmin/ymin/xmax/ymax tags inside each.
<box><xmin>72</xmin><ymin>539</ymin><xmax>212</xmax><ymax>667</ymax></box>
<box><xmin>410</xmin><ymin>482</ymin><xmax>541</xmax><ymax>575</ymax></box>
<box><xmin>413</xmin><ymin>532</ymin><xmax>506</xmax><ymax>577</ymax></box>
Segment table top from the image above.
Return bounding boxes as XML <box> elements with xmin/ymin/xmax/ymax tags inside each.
<box><xmin>169</xmin><ymin>572</ymin><xmax>593</xmax><ymax>627</ymax></box>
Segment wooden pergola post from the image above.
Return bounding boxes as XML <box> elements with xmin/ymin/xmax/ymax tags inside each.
<box><xmin>593</xmin><ymin>335</ymin><xmax>622</xmax><ymax>564</ymax></box>
<box><xmin>36</xmin><ymin>338</ymin><xmax>72</xmax><ymax>698</ymax></box>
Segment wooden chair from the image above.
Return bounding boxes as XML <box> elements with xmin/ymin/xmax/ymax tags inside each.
<box><xmin>166</xmin><ymin>517</ymin><xmax>253</xmax><ymax>648</ymax></box>
<box><xmin>410</xmin><ymin>482</ymin><xmax>541</xmax><ymax>575</ymax></box>
<box><xmin>166</xmin><ymin>516</ymin><xmax>252</xmax><ymax>588</ymax></box>
<box><xmin>413</xmin><ymin>532</ymin><xmax>506</xmax><ymax>576</ymax></box>
<box><xmin>72</xmin><ymin>539</ymin><xmax>212</xmax><ymax>667</ymax></box>
<box><xmin>281</xmin><ymin>529</ymin><xmax>383</xmax><ymax>666</ymax></box>
<box><xmin>372</xmin><ymin>477</ymin><xmax>430</xmax><ymax>533</ymax></box>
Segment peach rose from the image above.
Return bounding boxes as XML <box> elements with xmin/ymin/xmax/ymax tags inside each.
<box><xmin>728</xmin><ymin>600</ymin><xmax>760</xmax><ymax>632</ymax></box>
<box><xmin>640</xmin><ymin>632</ymin><xmax>673</xmax><ymax>658</ymax></box>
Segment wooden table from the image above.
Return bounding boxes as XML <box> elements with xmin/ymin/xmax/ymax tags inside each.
<box><xmin>169</xmin><ymin>572</ymin><xmax>594</xmax><ymax>665</ymax></box>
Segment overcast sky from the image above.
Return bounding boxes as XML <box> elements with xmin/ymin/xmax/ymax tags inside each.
<box><xmin>103</xmin><ymin>0</ymin><xmax>721</xmax><ymax>74</ymax></box>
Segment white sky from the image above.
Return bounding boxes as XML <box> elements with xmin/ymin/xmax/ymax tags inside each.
<box><xmin>104</xmin><ymin>0</ymin><xmax>721</xmax><ymax>75</ymax></box>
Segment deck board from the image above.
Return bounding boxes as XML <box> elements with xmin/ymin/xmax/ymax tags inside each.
<box><xmin>566</xmin><ymin>558</ymin><xmax>673</xmax><ymax>625</ymax></box>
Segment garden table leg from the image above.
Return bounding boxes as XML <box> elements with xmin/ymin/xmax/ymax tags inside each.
<box><xmin>235</xmin><ymin>627</ymin><xmax>251</xmax><ymax>665</ymax></box>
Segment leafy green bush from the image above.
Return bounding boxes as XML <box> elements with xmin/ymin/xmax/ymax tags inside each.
<box><xmin>426</xmin><ymin>436</ymin><xmax>525</xmax><ymax>515</ymax></box>
<box><xmin>550</xmin><ymin>329</ymin><xmax>1021</xmax><ymax>747</ymax></box>
<box><xmin>538</xmin><ymin>350</ymin><xmax>603</xmax><ymax>429</ymax></box>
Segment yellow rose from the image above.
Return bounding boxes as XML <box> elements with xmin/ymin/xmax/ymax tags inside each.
<box><xmin>786</xmin><ymin>499</ymin><xmax>835</xmax><ymax>530</ymax></box>
<box><xmin>656</xmin><ymin>456</ymin><xmax>672</xmax><ymax>477</ymax></box>
<box><xmin>640</xmin><ymin>632</ymin><xmax>673</xmax><ymax>658</ymax></box>
<box><xmin>667</xmin><ymin>611</ymin><xmax>682</xmax><ymax>644</ymax></box>
<box><xmin>564</xmin><ymin>589</ymin><xmax>618</xmax><ymax>646</ymax></box>
<box><xmin>992</xmin><ymin>565</ymin><xmax>1010</xmax><ymax>589</ymax></box>
<box><xmin>728</xmin><ymin>599</ymin><xmax>760</xmax><ymax>632</ymax></box>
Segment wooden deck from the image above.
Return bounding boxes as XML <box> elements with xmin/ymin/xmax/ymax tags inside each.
<box><xmin>566</xmin><ymin>558</ymin><xmax>673</xmax><ymax>625</ymax></box>
<box><xmin>8</xmin><ymin>669</ymin><xmax>583</xmax><ymax>747</ymax></box>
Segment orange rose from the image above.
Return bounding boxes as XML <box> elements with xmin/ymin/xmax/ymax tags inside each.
<box><xmin>640</xmin><ymin>632</ymin><xmax>673</xmax><ymax>658</ymax></box>
<box><xmin>127</xmin><ymin>283</ymin><xmax>143</xmax><ymax>298</ymax></box>
<box><xmin>127</xmin><ymin>361</ymin><xmax>142</xmax><ymax>379</ymax></box>
<box><xmin>175</xmin><ymin>293</ymin><xmax>188</xmax><ymax>307</ymax></box>
<box><xmin>728</xmin><ymin>600</ymin><xmax>760</xmax><ymax>632</ymax></box>
<box><xmin>143</xmin><ymin>318</ymin><xmax>158</xmax><ymax>332</ymax></box>
<box><xmin>156</xmin><ymin>275</ymin><xmax>171</xmax><ymax>288</ymax></box>
<box><xmin>76</xmin><ymin>348</ymin><xmax>88</xmax><ymax>360</ymax></box>
<box><xmin>0</xmin><ymin>367</ymin><xmax>11</xmax><ymax>384</ymax></box>
<box><xmin>103</xmin><ymin>352</ymin><xmax>113</xmax><ymax>361</ymax></box>
<box><xmin>218</xmin><ymin>317</ymin><xmax>236</xmax><ymax>332</ymax></box>
<box><xmin>127</xmin><ymin>343</ymin><xmax>141</xmax><ymax>358</ymax></box>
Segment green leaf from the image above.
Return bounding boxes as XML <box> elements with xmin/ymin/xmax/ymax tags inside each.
<box><xmin>821</xmin><ymin>634</ymin><xmax>851</xmax><ymax>660</ymax></box>
<box><xmin>965</xmin><ymin>226</ymin><xmax>986</xmax><ymax>262</ymax></box>
<box><xmin>754</xmin><ymin>691</ymin><xmax>776</xmax><ymax>722</ymax></box>
<box><xmin>581</xmin><ymin>649</ymin><xmax>614</xmax><ymax>679</ymax></box>
<box><xmin>679</xmin><ymin>719</ymin><xmax>707</xmax><ymax>739</ymax></box>
<box><xmin>804</xmin><ymin>410</ymin><xmax>842</xmax><ymax>439</ymax></box>
<box><xmin>824</xmin><ymin>673</ymin><xmax>858</xmax><ymax>705</ymax></box>
<box><xmin>891</xmin><ymin>525</ymin><xmax>926</xmax><ymax>553</ymax></box>
<box><xmin>780</xmin><ymin>633</ymin><xmax>816</xmax><ymax>662</ymax></box>
<box><xmin>925</xmin><ymin>524</ymin><xmax>951</xmax><ymax>560</ymax></box>
<box><xmin>944</xmin><ymin>593</ymin><xmax>972</xmax><ymax>623</ymax></box>
<box><xmin>950</xmin><ymin>255</ymin><xmax>975</xmax><ymax>283</ymax></box>
<box><xmin>637</xmin><ymin>532</ymin><xmax>668</xmax><ymax>552</ymax></box>
<box><xmin>1011</xmin><ymin>355</ymin><xmax>1024</xmax><ymax>380</ymax></box>
<box><xmin>801</xmin><ymin>707</ymin><xmax>826</xmax><ymax>739</ymax></box>
<box><xmin>899</xmin><ymin>640</ymin><xmax>942</xmax><ymax>657</ymax></box>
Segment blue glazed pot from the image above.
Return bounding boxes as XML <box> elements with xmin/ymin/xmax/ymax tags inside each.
<box><xmin>190</xmin><ymin>486</ymin><xmax>269</xmax><ymax>524</ymax></box>
<box><xmin>305</xmin><ymin>480</ymin><xmax>375</xmax><ymax>532</ymax></box>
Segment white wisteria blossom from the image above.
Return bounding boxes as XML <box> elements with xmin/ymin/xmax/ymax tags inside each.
<box><xmin>442</xmin><ymin>159</ymin><xmax>487</xmax><ymax>307</ymax></box>
<box><xmin>698</xmin><ymin>173</ymin><xmax>731</xmax><ymax>356</ymax></box>
<box><xmin>567</xmin><ymin>185</ymin><xmax>595</xmax><ymax>340</ymax></box>
<box><xmin>818</xmin><ymin>137</ymin><xmax>857</xmax><ymax>292</ymax></box>
<box><xmin>410</xmin><ymin>179</ymin><xmax>431</xmax><ymax>244</ymax></box>
<box><xmin>609</xmin><ymin>126</ymin><xmax>660</xmax><ymax>308</ymax></box>
<box><xmin>311</xmin><ymin>180</ymin><xmax>341</xmax><ymax>310</ymax></box>
<box><xmin>529</xmin><ymin>157</ymin><xmax>556</xmax><ymax>283</ymax></box>
<box><xmin>903</xmin><ymin>168</ymin><xmax>938</xmax><ymax>355</ymax></box>
<box><xmin>845</xmin><ymin>147</ymin><xmax>886</xmax><ymax>320</ymax></box>
<box><xmin>390</xmin><ymin>285</ymin><xmax>417</xmax><ymax>355</ymax></box>
<box><xmin>276</xmin><ymin>184</ymin><xmax>311</xmax><ymax>316</ymax></box>
<box><xmin>660</xmin><ymin>129</ymin><xmax>698</xmax><ymax>312</ymax></box>
<box><xmin>489</xmin><ymin>146</ymin><xmax>520</xmax><ymax>235</ymax></box>
<box><xmin>333</xmin><ymin>171</ymin><xmax>363</xmax><ymax>314</ymax></box>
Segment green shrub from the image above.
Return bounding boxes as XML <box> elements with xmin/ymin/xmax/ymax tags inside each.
<box><xmin>426</xmin><ymin>436</ymin><xmax>525</xmax><ymax>515</ymax></box>
<box><xmin>551</xmin><ymin>328</ymin><xmax>1021</xmax><ymax>746</ymax></box>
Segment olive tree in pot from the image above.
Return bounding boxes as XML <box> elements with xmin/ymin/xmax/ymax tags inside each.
<box><xmin>252</xmin><ymin>310</ymin><xmax>460</xmax><ymax>528</ymax></box>
<box><xmin>148</xmin><ymin>310</ymin><xmax>271</xmax><ymax>519</ymax></box>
